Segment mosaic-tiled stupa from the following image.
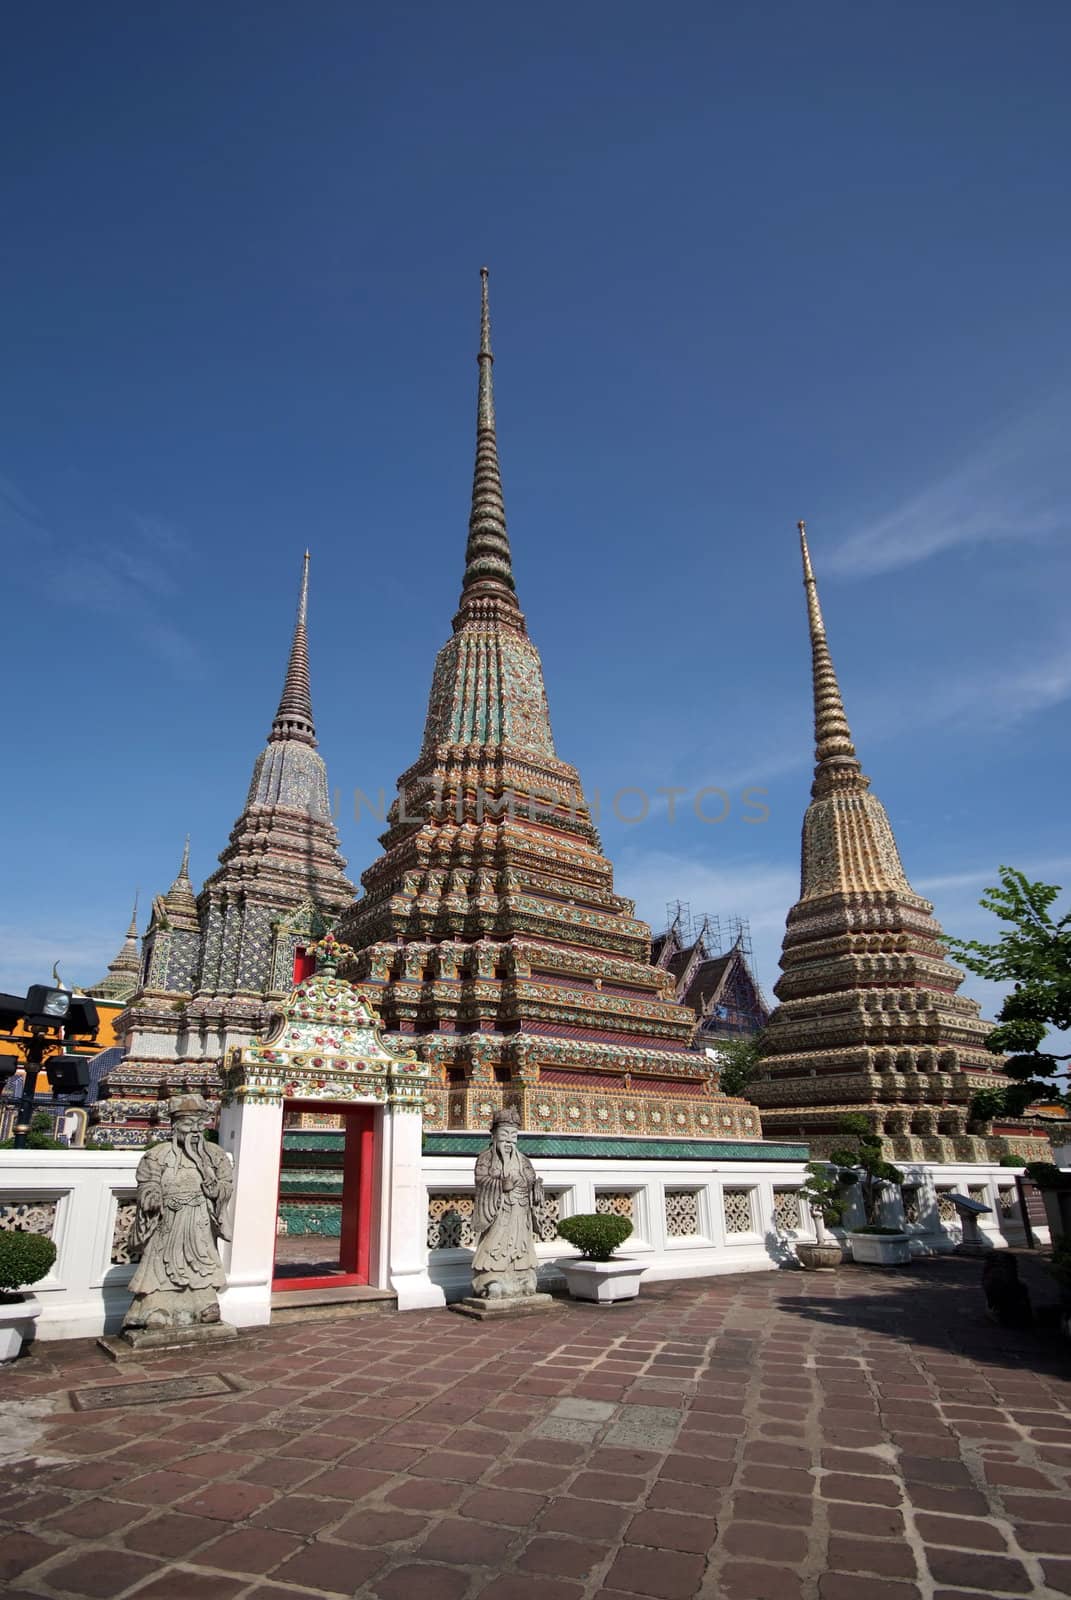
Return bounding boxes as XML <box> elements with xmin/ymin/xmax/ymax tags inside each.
<box><xmin>748</xmin><ymin>522</ymin><xmax>1050</xmax><ymax>1164</ymax></box>
<box><xmin>337</xmin><ymin>269</ymin><xmax>761</xmax><ymax>1143</ymax></box>
<box><xmin>95</xmin><ymin>555</ymin><xmax>355</xmax><ymax>1143</ymax></box>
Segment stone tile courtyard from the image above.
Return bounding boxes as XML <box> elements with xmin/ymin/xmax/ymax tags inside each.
<box><xmin>2</xmin><ymin>1257</ymin><xmax>1069</xmax><ymax>1600</ymax></box>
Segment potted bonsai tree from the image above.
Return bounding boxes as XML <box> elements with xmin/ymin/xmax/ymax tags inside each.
<box><xmin>829</xmin><ymin>1115</ymin><xmax>910</xmax><ymax>1266</ymax></box>
<box><xmin>556</xmin><ymin>1213</ymin><xmax>644</xmax><ymax>1302</ymax></box>
<box><xmin>0</xmin><ymin>1231</ymin><xmax>56</xmax><ymax>1360</ymax></box>
<box><xmin>796</xmin><ymin>1161</ymin><xmax>851</xmax><ymax>1269</ymax></box>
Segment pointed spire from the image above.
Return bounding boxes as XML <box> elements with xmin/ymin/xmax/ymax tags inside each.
<box><xmin>159</xmin><ymin>834</ymin><xmax>200</xmax><ymax>930</ymax></box>
<box><xmin>458</xmin><ymin>267</ymin><xmax>520</xmax><ymax>622</ymax></box>
<box><xmin>87</xmin><ymin>889</ymin><xmax>145</xmax><ymax>1000</ymax></box>
<box><xmin>270</xmin><ymin>551</ymin><xmax>317</xmax><ymax>746</ymax></box>
<box><xmin>797</xmin><ymin>520</ymin><xmax>866</xmax><ymax>797</ymax></box>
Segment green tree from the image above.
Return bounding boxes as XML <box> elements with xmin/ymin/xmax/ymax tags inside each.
<box><xmin>711</xmin><ymin>1033</ymin><xmax>765</xmax><ymax>1098</ymax></box>
<box><xmin>798</xmin><ymin>1161</ymin><xmax>854</xmax><ymax>1242</ymax></box>
<box><xmin>829</xmin><ymin>1114</ymin><xmax>905</xmax><ymax>1228</ymax></box>
<box><xmin>944</xmin><ymin>866</ymin><xmax>1071</xmax><ymax>1119</ymax></box>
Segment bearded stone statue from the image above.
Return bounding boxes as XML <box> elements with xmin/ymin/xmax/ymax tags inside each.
<box><xmin>471</xmin><ymin>1107</ymin><xmax>544</xmax><ymax>1299</ymax></box>
<box><xmin>122</xmin><ymin>1093</ymin><xmax>234</xmax><ymax>1339</ymax></box>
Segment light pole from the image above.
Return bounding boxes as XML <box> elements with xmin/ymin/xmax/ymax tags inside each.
<box><xmin>1</xmin><ymin>984</ymin><xmax>98</xmax><ymax>1147</ymax></box>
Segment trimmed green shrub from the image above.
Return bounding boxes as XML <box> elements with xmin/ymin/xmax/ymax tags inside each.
<box><xmin>0</xmin><ymin>1231</ymin><xmax>57</xmax><ymax>1296</ymax></box>
<box><xmin>999</xmin><ymin>1154</ymin><xmax>1025</xmax><ymax>1167</ymax></box>
<box><xmin>557</xmin><ymin>1213</ymin><xmax>632</xmax><ymax>1261</ymax></box>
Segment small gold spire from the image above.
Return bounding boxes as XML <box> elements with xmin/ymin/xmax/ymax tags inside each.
<box><xmin>796</xmin><ymin>519</ymin><xmax>865</xmax><ymax>797</ymax></box>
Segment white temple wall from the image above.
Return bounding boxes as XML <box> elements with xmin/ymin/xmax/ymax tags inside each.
<box><xmin>0</xmin><ymin>1150</ymin><xmax>140</xmax><ymax>1341</ymax></box>
<box><xmin>0</xmin><ymin>1151</ymin><xmax>1045</xmax><ymax>1341</ymax></box>
<box><xmin>423</xmin><ymin>1153</ymin><xmax>816</xmax><ymax>1299</ymax></box>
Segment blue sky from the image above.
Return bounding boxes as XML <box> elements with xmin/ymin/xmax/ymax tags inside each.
<box><xmin>2</xmin><ymin>3</ymin><xmax>1069</xmax><ymax>1035</ymax></box>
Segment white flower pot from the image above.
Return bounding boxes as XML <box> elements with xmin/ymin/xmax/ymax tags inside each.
<box><xmin>0</xmin><ymin>1295</ymin><xmax>42</xmax><ymax>1362</ymax></box>
<box><xmin>558</xmin><ymin>1259</ymin><xmax>646</xmax><ymax>1303</ymax></box>
<box><xmin>847</xmin><ymin>1232</ymin><xmax>911</xmax><ymax>1266</ymax></box>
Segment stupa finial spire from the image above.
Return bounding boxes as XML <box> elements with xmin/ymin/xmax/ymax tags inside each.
<box><xmin>127</xmin><ymin>889</ymin><xmax>140</xmax><ymax>939</ymax></box>
<box><xmin>270</xmin><ymin>550</ymin><xmax>317</xmax><ymax>746</ymax></box>
<box><xmin>179</xmin><ymin>835</ymin><xmax>191</xmax><ymax>880</ymax></box>
<box><xmin>797</xmin><ymin>520</ymin><xmax>866</xmax><ymax>797</ymax></box>
<box><xmin>458</xmin><ymin>266</ymin><xmax>520</xmax><ymax>622</ymax></box>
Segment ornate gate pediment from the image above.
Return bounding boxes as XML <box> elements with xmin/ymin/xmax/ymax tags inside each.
<box><xmin>225</xmin><ymin>934</ymin><xmax>430</xmax><ymax>1111</ymax></box>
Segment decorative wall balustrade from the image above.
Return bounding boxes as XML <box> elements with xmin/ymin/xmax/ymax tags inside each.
<box><xmin>664</xmin><ymin>1189</ymin><xmax>701</xmax><ymax>1237</ymax></box>
<box><xmin>0</xmin><ymin>1146</ymin><xmax>1038</xmax><ymax>1338</ymax></box>
<box><xmin>722</xmin><ymin>1188</ymin><xmax>754</xmax><ymax>1234</ymax></box>
<box><xmin>0</xmin><ymin>1150</ymin><xmax>141</xmax><ymax>1340</ymax></box>
<box><xmin>427</xmin><ymin>1193</ymin><xmax>476</xmax><ymax>1250</ymax></box>
<box><xmin>0</xmin><ymin>1200</ymin><xmax>58</xmax><ymax>1235</ymax></box>
<box><xmin>110</xmin><ymin>1199</ymin><xmax>138</xmax><ymax>1264</ymax></box>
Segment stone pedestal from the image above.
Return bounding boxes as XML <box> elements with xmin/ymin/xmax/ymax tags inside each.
<box><xmin>98</xmin><ymin>1322</ymin><xmax>238</xmax><ymax>1361</ymax></box>
<box><xmin>449</xmin><ymin>1292</ymin><xmax>559</xmax><ymax>1321</ymax></box>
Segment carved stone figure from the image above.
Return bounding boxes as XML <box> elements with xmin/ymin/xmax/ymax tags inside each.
<box><xmin>472</xmin><ymin>1107</ymin><xmax>544</xmax><ymax>1298</ymax></box>
<box><xmin>122</xmin><ymin>1094</ymin><xmax>234</xmax><ymax>1336</ymax></box>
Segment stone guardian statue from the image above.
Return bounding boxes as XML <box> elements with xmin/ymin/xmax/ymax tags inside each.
<box><xmin>121</xmin><ymin>1093</ymin><xmax>235</xmax><ymax>1345</ymax></box>
<box><xmin>471</xmin><ymin>1106</ymin><xmax>544</xmax><ymax>1299</ymax></box>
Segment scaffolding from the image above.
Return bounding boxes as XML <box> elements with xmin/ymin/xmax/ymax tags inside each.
<box><xmin>663</xmin><ymin>901</ymin><xmax>755</xmax><ymax>964</ymax></box>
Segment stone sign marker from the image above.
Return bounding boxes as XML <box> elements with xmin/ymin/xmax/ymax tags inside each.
<box><xmin>71</xmin><ymin>1373</ymin><xmax>237</xmax><ymax>1411</ymax></box>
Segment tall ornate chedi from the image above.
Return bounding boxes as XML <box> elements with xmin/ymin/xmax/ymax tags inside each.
<box><xmin>749</xmin><ymin>522</ymin><xmax>1048</xmax><ymax>1163</ymax></box>
<box><xmin>337</xmin><ymin>270</ymin><xmax>760</xmax><ymax>1143</ymax></box>
<box><xmin>97</xmin><ymin>556</ymin><xmax>354</xmax><ymax>1143</ymax></box>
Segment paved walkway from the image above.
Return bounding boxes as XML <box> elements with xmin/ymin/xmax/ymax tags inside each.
<box><xmin>2</xmin><ymin>1256</ymin><xmax>1069</xmax><ymax>1600</ymax></box>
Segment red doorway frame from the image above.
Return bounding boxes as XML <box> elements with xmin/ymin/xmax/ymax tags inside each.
<box><xmin>272</xmin><ymin>1102</ymin><xmax>376</xmax><ymax>1292</ymax></box>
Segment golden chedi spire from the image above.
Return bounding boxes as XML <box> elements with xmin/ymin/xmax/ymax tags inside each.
<box><xmin>747</xmin><ymin>519</ymin><xmax>1030</xmax><ymax>1165</ymax></box>
<box><xmin>799</xmin><ymin>519</ymin><xmax>866</xmax><ymax>798</ymax></box>
<box><xmin>795</xmin><ymin>521</ymin><xmax>909</xmax><ymax>899</ymax></box>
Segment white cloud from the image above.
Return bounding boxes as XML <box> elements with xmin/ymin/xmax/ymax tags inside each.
<box><xmin>830</xmin><ymin>402</ymin><xmax>1071</xmax><ymax>578</ymax></box>
<box><xmin>915</xmin><ymin>857</ymin><xmax>1071</xmax><ymax>897</ymax></box>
